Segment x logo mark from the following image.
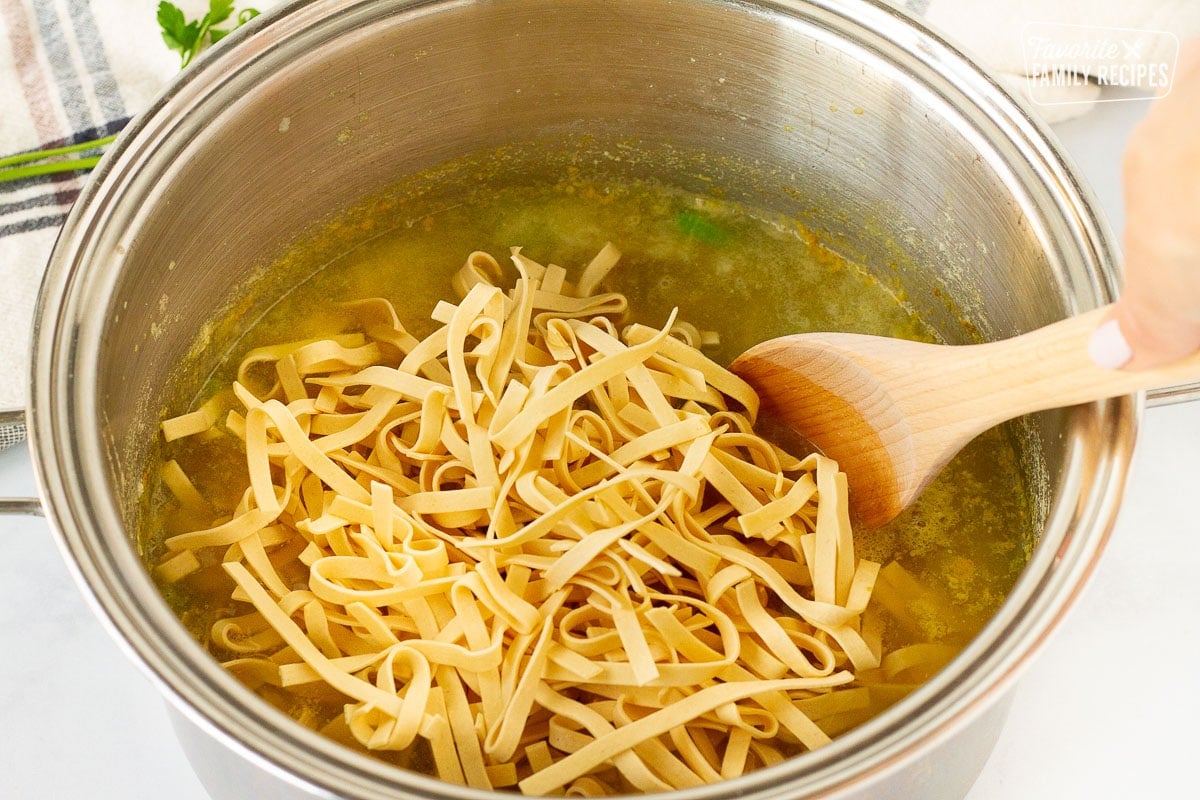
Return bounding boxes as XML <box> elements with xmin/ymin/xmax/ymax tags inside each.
<box><xmin>1122</xmin><ymin>39</ymin><xmax>1144</xmax><ymax>60</ymax></box>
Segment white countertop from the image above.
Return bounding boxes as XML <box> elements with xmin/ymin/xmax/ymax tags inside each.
<box><xmin>2</xmin><ymin>95</ymin><xmax>1197</xmax><ymax>799</ymax></box>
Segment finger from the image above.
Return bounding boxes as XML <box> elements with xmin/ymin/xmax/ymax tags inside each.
<box><xmin>1106</xmin><ymin>214</ymin><xmax>1200</xmax><ymax>370</ymax></box>
<box><xmin>1102</xmin><ymin>40</ymin><xmax>1200</xmax><ymax>371</ymax></box>
<box><xmin>1095</xmin><ymin>276</ymin><xmax>1200</xmax><ymax>370</ymax></box>
<box><xmin>1160</xmin><ymin>39</ymin><xmax>1200</xmax><ymax>96</ymax></box>
<box><xmin>1179</xmin><ymin>38</ymin><xmax>1200</xmax><ymax>77</ymax></box>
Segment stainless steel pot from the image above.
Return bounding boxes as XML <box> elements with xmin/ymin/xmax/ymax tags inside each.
<box><xmin>19</xmin><ymin>0</ymin><xmax>1195</xmax><ymax>798</ymax></box>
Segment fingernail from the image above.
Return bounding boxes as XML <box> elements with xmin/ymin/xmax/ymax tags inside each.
<box><xmin>1088</xmin><ymin>318</ymin><xmax>1133</xmax><ymax>369</ymax></box>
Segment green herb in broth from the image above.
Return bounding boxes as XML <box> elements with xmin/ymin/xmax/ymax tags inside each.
<box><xmin>143</xmin><ymin>172</ymin><xmax>1033</xmax><ymax>778</ymax></box>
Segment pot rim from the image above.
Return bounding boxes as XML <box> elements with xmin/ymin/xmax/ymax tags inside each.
<box><xmin>30</xmin><ymin>1</ymin><xmax>1133</xmax><ymax>798</ymax></box>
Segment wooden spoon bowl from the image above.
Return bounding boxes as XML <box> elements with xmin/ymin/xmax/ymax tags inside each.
<box><xmin>730</xmin><ymin>304</ymin><xmax>1200</xmax><ymax>528</ymax></box>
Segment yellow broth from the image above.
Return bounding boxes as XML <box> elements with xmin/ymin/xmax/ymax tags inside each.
<box><xmin>143</xmin><ymin>171</ymin><xmax>1034</xmax><ymax>768</ymax></box>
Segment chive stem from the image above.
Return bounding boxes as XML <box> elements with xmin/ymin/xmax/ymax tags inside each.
<box><xmin>0</xmin><ymin>134</ymin><xmax>116</xmax><ymax>169</ymax></box>
<box><xmin>0</xmin><ymin>156</ymin><xmax>104</xmax><ymax>184</ymax></box>
<box><xmin>0</xmin><ymin>133</ymin><xmax>115</xmax><ymax>185</ymax></box>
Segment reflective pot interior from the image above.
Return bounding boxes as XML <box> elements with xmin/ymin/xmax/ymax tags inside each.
<box><xmin>34</xmin><ymin>1</ymin><xmax>1131</xmax><ymax>799</ymax></box>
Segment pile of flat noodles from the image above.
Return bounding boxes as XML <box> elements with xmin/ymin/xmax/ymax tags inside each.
<box><xmin>156</xmin><ymin>245</ymin><xmax>955</xmax><ymax>795</ymax></box>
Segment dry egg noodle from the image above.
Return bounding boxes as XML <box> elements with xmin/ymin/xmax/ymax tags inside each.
<box><xmin>157</xmin><ymin>245</ymin><xmax>954</xmax><ymax>794</ymax></box>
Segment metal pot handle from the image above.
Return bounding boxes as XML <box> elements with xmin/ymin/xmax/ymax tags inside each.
<box><xmin>0</xmin><ymin>409</ymin><xmax>43</xmax><ymax>516</ymax></box>
<box><xmin>1147</xmin><ymin>381</ymin><xmax>1200</xmax><ymax>407</ymax></box>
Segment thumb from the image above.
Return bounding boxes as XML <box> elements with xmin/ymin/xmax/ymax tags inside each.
<box><xmin>1092</xmin><ymin>275</ymin><xmax>1200</xmax><ymax>371</ymax></box>
<box><xmin>1089</xmin><ymin>40</ymin><xmax>1200</xmax><ymax>371</ymax></box>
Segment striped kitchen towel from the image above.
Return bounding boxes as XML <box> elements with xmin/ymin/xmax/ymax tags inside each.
<box><xmin>0</xmin><ymin>0</ymin><xmax>182</xmax><ymax>415</ymax></box>
<box><xmin>0</xmin><ymin>0</ymin><xmax>275</xmax><ymax>428</ymax></box>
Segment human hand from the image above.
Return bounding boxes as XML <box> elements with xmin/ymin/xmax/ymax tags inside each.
<box><xmin>1089</xmin><ymin>40</ymin><xmax>1200</xmax><ymax>369</ymax></box>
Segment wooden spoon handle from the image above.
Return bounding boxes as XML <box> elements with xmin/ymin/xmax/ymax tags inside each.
<box><xmin>925</xmin><ymin>303</ymin><xmax>1200</xmax><ymax>431</ymax></box>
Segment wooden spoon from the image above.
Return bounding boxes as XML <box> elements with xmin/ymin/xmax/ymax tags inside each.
<box><xmin>729</xmin><ymin>304</ymin><xmax>1200</xmax><ymax>529</ymax></box>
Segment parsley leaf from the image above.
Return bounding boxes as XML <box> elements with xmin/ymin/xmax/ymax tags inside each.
<box><xmin>157</xmin><ymin>0</ymin><xmax>260</xmax><ymax>69</ymax></box>
<box><xmin>207</xmin><ymin>0</ymin><xmax>236</xmax><ymax>26</ymax></box>
<box><xmin>157</xmin><ymin>2</ymin><xmax>198</xmax><ymax>58</ymax></box>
